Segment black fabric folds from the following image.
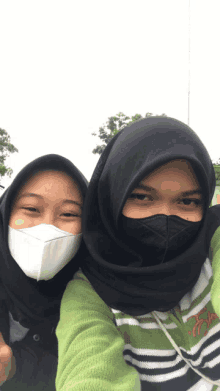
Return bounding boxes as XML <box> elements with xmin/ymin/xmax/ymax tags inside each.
<box><xmin>81</xmin><ymin>116</ymin><xmax>217</xmax><ymax>316</ymax></box>
<box><xmin>0</xmin><ymin>154</ymin><xmax>88</xmax><ymax>326</ymax></box>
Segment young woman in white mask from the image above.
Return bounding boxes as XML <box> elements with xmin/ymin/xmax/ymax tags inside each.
<box><xmin>0</xmin><ymin>154</ymin><xmax>88</xmax><ymax>390</ymax></box>
<box><xmin>56</xmin><ymin>117</ymin><xmax>220</xmax><ymax>391</ymax></box>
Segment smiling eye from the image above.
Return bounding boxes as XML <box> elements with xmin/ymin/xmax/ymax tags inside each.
<box><xmin>22</xmin><ymin>207</ymin><xmax>38</xmax><ymax>212</ymax></box>
<box><xmin>62</xmin><ymin>213</ymin><xmax>81</xmax><ymax>217</ymax></box>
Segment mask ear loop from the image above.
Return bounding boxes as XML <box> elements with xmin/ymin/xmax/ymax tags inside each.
<box><xmin>160</xmin><ymin>215</ymin><xmax>169</xmax><ymax>264</ymax></box>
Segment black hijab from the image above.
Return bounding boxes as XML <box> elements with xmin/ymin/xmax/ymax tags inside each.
<box><xmin>81</xmin><ymin>116</ymin><xmax>216</xmax><ymax>316</ymax></box>
<box><xmin>0</xmin><ymin>154</ymin><xmax>88</xmax><ymax>326</ymax></box>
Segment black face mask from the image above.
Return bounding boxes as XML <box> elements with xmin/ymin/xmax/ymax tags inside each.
<box><xmin>118</xmin><ymin>214</ymin><xmax>202</xmax><ymax>266</ymax></box>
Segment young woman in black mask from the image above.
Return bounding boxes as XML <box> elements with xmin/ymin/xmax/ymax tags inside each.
<box><xmin>0</xmin><ymin>154</ymin><xmax>88</xmax><ymax>390</ymax></box>
<box><xmin>56</xmin><ymin>117</ymin><xmax>220</xmax><ymax>390</ymax></box>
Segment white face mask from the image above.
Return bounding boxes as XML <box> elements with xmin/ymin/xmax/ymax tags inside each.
<box><xmin>8</xmin><ymin>224</ymin><xmax>82</xmax><ymax>281</ymax></box>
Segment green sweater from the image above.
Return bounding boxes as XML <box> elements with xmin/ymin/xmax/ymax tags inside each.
<box><xmin>56</xmin><ymin>228</ymin><xmax>220</xmax><ymax>391</ymax></box>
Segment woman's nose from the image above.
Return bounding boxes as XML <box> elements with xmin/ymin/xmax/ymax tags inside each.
<box><xmin>157</xmin><ymin>204</ymin><xmax>172</xmax><ymax>215</ymax></box>
<box><xmin>40</xmin><ymin>211</ymin><xmax>55</xmax><ymax>226</ymax></box>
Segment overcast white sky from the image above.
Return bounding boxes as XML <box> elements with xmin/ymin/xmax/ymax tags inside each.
<box><xmin>0</xmin><ymin>0</ymin><xmax>219</xmax><ymax>191</ymax></box>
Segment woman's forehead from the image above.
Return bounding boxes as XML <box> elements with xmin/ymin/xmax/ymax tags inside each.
<box><xmin>139</xmin><ymin>159</ymin><xmax>199</xmax><ymax>187</ymax></box>
<box><xmin>145</xmin><ymin>159</ymin><xmax>193</xmax><ymax>175</ymax></box>
<box><xmin>14</xmin><ymin>170</ymin><xmax>82</xmax><ymax>201</ymax></box>
<box><xmin>24</xmin><ymin>169</ymin><xmax>75</xmax><ymax>185</ymax></box>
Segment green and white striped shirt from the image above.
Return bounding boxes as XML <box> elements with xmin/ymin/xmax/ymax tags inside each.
<box><xmin>56</xmin><ymin>228</ymin><xmax>220</xmax><ymax>391</ymax></box>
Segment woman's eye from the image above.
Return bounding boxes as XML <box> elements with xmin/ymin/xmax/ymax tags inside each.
<box><xmin>62</xmin><ymin>213</ymin><xmax>80</xmax><ymax>217</ymax></box>
<box><xmin>180</xmin><ymin>199</ymin><xmax>202</xmax><ymax>207</ymax></box>
<box><xmin>22</xmin><ymin>207</ymin><xmax>38</xmax><ymax>212</ymax></box>
<box><xmin>128</xmin><ymin>195</ymin><xmax>202</xmax><ymax>207</ymax></box>
<box><xmin>129</xmin><ymin>194</ymin><xmax>151</xmax><ymax>201</ymax></box>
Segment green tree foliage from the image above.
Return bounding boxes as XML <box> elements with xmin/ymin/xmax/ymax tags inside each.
<box><xmin>0</xmin><ymin>128</ymin><xmax>18</xmax><ymax>178</ymax></box>
<box><xmin>212</xmin><ymin>160</ymin><xmax>220</xmax><ymax>186</ymax></box>
<box><xmin>213</xmin><ymin>158</ymin><xmax>220</xmax><ymax>166</ymax></box>
<box><xmin>211</xmin><ymin>161</ymin><xmax>220</xmax><ymax>206</ymax></box>
<box><xmin>92</xmin><ymin>112</ymin><xmax>167</xmax><ymax>155</ymax></box>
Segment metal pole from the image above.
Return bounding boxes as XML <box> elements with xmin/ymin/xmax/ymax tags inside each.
<box><xmin>188</xmin><ymin>0</ymin><xmax>191</xmax><ymax>126</ymax></box>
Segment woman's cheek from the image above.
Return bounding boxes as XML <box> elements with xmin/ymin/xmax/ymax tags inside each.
<box><xmin>9</xmin><ymin>210</ymin><xmax>28</xmax><ymax>229</ymax></box>
<box><xmin>63</xmin><ymin>220</ymin><xmax>82</xmax><ymax>235</ymax></box>
<box><xmin>15</xmin><ymin>219</ymin><xmax>25</xmax><ymax>226</ymax></box>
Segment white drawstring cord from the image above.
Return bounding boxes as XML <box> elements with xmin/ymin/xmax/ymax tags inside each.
<box><xmin>152</xmin><ymin>311</ymin><xmax>220</xmax><ymax>387</ymax></box>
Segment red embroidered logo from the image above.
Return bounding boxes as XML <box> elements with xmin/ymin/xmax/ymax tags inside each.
<box><xmin>187</xmin><ymin>307</ymin><xmax>218</xmax><ymax>337</ymax></box>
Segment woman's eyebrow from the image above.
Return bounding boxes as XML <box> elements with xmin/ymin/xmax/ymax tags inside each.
<box><xmin>18</xmin><ymin>193</ymin><xmax>43</xmax><ymax>200</ymax></box>
<box><xmin>135</xmin><ymin>184</ymin><xmax>202</xmax><ymax>197</ymax></box>
<box><xmin>18</xmin><ymin>193</ymin><xmax>83</xmax><ymax>209</ymax></box>
<box><xmin>62</xmin><ymin>200</ymin><xmax>83</xmax><ymax>210</ymax></box>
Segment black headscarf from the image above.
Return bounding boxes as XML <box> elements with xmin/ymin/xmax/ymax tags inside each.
<box><xmin>81</xmin><ymin>117</ymin><xmax>216</xmax><ymax>316</ymax></box>
<box><xmin>0</xmin><ymin>154</ymin><xmax>88</xmax><ymax>326</ymax></box>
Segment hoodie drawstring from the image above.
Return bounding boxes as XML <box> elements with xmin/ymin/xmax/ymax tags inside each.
<box><xmin>152</xmin><ymin>311</ymin><xmax>220</xmax><ymax>386</ymax></box>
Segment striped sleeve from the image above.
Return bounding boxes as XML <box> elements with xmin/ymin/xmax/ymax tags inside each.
<box><xmin>55</xmin><ymin>270</ymin><xmax>141</xmax><ymax>391</ymax></box>
<box><xmin>211</xmin><ymin>226</ymin><xmax>220</xmax><ymax>318</ymax></box>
